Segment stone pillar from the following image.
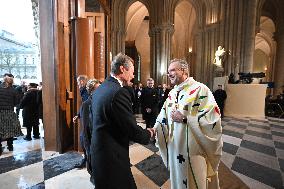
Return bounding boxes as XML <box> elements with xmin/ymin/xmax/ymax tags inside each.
<box><xmin>149</xmin><ymin>24</ymin><xmax>174</xmax><ymax>84</ymax></box>
<box><xmin>243</xmin><ymin>0</ymin><xmax>257</xmax><ymax>72</ymax></box>
<box><xmin>274</xmin><ymin>29</ymin><xmax>284</xmax><ymax>95</ymax></box>
<box><xmin>111</xmin><ymin>28</ymin><xmax>126</xmax><ymax>56</ymax></box>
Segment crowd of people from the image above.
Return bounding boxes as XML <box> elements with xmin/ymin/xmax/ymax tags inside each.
<box><xmin>265</xmin><ymin>88</ymin><xmax>284</xmax><ymax>118</ymax></box>
<box><xmin>0</xmin><ymin>73</ymin><xmax>43</xmax><ymax>156</ymax></box>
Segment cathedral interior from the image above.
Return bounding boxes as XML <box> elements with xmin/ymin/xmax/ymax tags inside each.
<box><xmin>1</xmin><ymin>0</ymin><xmax>284</xmax><ymax>188</ymax></box>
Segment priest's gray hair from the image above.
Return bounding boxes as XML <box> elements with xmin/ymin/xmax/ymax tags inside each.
<box><xmin>111</xmin><ymin>53</ymin><xmax>134</xmax><ymax>75</ymax></box>
<box><xmin>170</xmin><ymin>58</ymin><xmax>189</xmax><ymax>75</ymax></box>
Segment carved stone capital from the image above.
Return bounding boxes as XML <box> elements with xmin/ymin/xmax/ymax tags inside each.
<box><xmin>148</xmin><ymin>24</ymin><xmax>175</xmax><ymax>37</ymax></box>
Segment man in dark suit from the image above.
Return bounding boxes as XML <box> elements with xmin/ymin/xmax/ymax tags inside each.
<box><xmin>213</xmin><ymin>84</ymin><xmax>227</xmax><ymax>118</ymax></box>
<box><xmin>90</xmin><ymin>53</ymin><xmax>155</xmax><ymax>189</ymax></box>
<box><xmin>140</xmin><ymin>78</ymin><xmax>159</xmax><ymax>128</ymax></box>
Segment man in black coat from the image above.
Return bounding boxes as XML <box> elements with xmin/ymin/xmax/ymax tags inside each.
<box><xmin>20</xmin><ymin>83</ymin><xmax>40</xmax><ymax>140</ymax></box>
<box><xmin>90</xmin><ymin>53</ymin><xmax>154</xmax><ymax>189</ymax></box>
<box><xmin>213</xmin><ymin>84</ymin><xmax>227</xmax><ymax>118</ymax></box>
<box><xmin>140</xmin><ymin>78</ymin><xmax>159</xmax><ymax>128</ymax></box>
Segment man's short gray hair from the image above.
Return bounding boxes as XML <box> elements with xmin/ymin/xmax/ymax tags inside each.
<box><xmin>111</xmin><ymin>53</ymin><xmax>133</xmax><ymax>75</ymax></box>
<box><xmin>170</xmin><ymin>59</ymin><xmax>189</xmax><ymax>75</ymax></box>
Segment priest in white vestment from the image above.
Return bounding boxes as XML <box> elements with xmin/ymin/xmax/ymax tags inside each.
<box><xmin>154</xmin><ymin>59</ymin><xmax>223</xmax><ymax>189</ymax></box>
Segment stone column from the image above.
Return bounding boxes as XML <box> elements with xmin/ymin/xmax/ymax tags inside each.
<box><xmin>111</xmin><ymin>28</ymin><xmax>126</xmax><ymax>56</ymax></box>
<box><xmin>274</xmin><ymin>29</ymin><xmax>284</xmax><ymax>95</ymax></box>
<box><xmin>243</xmin><ymin>0</ymin><xmax>257</xmax><ymax>72</ymax></box>
<box><xmin>149</xmin><ymin>24</ymin><xmax>174</xmax><ymax>84</ymax></box>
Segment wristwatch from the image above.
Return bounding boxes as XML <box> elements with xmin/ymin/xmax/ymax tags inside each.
<box><xmin>182</xmin><ymin>117</ymin><xmax>187</xmax><ymax>124</ymax></box>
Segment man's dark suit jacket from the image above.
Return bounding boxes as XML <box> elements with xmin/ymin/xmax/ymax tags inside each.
<box><xmin>90</xmin><ymin>76</ymin><xmax>150</xmax><ymax>189</ymax></box>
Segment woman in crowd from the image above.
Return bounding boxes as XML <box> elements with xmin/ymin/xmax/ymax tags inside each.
<box><xmin>73</xmin><ymin>79</ymin><xmax>101</xmax><ymax>174</ymax></box>
<box><xmin>0</xmin><ymin>76</ymin><xmax>23</xmax><ymax>155</ymax></box>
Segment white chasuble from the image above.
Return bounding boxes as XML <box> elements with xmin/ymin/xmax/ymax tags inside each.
<box><xmin>154</xmin><ymin>77</ymin><xmax>223</xmax><ymax>189</ymax></box>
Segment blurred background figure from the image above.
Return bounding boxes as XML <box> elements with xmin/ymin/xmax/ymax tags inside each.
<box><xmin>213</xmin><ymin>84</ymin><xmax>227</xmax><ymax>118</ymax></box>
<box><xmin>77</xmin><ymin>75</ymin><xmax>89</xmax><ymax>102</ymax></box>
<box><xmin>73</xmin><ymin>75</ymin><xmax>90</xmax><ymax>139</ymax></box>
<box><xmin>0</xmin><ymin>73</ymin><xmax>14</xmax><ymax>88</ymax></box>
<box><xmin>140</xmin><ymin>78</ymin><xmax>159</xmax><ymax>128</ymax></box>
<box><xmin>37</xmin><ymin>82</ymin><xmax>43</xmax><ymax>125</ymax></box>
<box><xmin>134</xmin><ymin>82</ymin><xmax>143</xmax><ymax>114</ymax></box>
<box><xmin>15</xmin><ymin>81</ymin><xmax>28</xmax><ymax>118</ymax></box>
<box><xmin>157</xmin><ymin>83</ymin><xmax>170</xmax><ymax>110</ymax></box>
<box><xmin>0</xmin><ymin>76</ymin><xmax>23</xmax><ymax>155</ymax></box>
<box><xmin>20</xmin><ymin>83</ymin><xmax>40</xmax><ymax>141</ymax></box>
<box><xmin>74</xmin><ymin>79</ymin><xmax>101</xmax><ymax>184</ymax></box>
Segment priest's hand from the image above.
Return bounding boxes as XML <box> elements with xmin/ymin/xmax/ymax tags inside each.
<box><xmin>171</xmin><ymin>110</ymin><xmax>186</xmax><ymax>123</ymax></box>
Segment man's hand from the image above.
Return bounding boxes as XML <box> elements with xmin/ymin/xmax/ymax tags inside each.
<box><xmin>73</xmin><ymin>115</ymin><xmax>78</xmax><ymax>123</ymax></box>
<box><xmin>171</xmin><ymin>110</ymin><xmax>186</xmax><ymax>123</ymax></box>
<box><xmin>147</xmin><ymin>128</ymin><xmax>156</xmax><ymax>138</ymax></box>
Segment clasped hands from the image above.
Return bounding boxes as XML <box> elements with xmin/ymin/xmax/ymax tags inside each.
<box><xmin>171</xmin><ymin>109</ymin><xmax>185</xmax><ymax>123</ymax></box>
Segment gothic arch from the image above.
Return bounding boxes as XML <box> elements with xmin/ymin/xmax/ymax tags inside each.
<box><xmin>254</xmin><ymin>16</ymin><xmax>276</xmax><ymax>79</ymax></box>
<box><xmin>173</xmin><ymin>0</ymin><xmax>202</xmax><ymax>27</ymax></box>
<box><xmin>256</xmin><ymin>0</ymin><xmax>284</xmax><ymax>95</ymax></box>
<box><xmin>125</xmin><ymin>1</ymin><xmax>150</xmax><ymax>83</ymax></box>
<box><xmin>111</xmin><ymin>0</ymin><xmax>151</xmax><ymax>55</ymax></box>
<box><xmin>172</xmin><ymin>0</ymin><xmax>196</xmax><ymax>59</ymax></box>
<box><xmin>125</xmin><ymin>2</ymin><xmax>149</xmax><ymax>41</ymax></box>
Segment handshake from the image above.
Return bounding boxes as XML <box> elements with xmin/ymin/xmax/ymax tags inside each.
<box><xmin>146</xmin><ymin>128</ymin><xmax>156</xmax><ymax>139</ymax></box>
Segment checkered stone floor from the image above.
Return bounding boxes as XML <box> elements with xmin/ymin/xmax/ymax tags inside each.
<box><xmin>0</xmin><ymin>115</ymin><xmax>283</xmax><ymax>188</ymax></box>
<box><xmin>221</xmin><ymin>116</ymin><xmax>284</xmax><ymax>189</ymax></box>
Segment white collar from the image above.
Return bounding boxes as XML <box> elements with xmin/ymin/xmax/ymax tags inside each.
<box><xmin>111</xmin><ymin>74</ymin><xmax>123</xmax><ymax>87</ymax></box>
<box><xmin>174</xmin><ymin>77</ymin><xmax>194</xmax><ymax>91</ymax></box>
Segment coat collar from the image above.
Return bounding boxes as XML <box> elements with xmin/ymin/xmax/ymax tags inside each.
<box><xmin>107</xmin><ymin>76</ymin><xmax>122</xmax><ymax>87</ymax></box>
<box><xmin>174</xmin><ymin>77</ymin><xmax>195</xmax><ymax>91</ymax></box>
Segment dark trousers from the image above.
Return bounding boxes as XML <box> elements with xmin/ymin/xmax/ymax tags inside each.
<box><xmin>26</xmin><ymin>124</ymin><xmax>40</xmax><ymax>138</ymax></box>
<box><xmin>144</xmin><ymin>113</ymin><xmax>157</xmax><ymax>128</ymax></box>
<box><xmin>134</xmin><ymin>102</ymin><xmax>141</xmax><ymax>114</ymax></box>
<box><xmin>7</xmin><ymin>138</ymin><xmax>13</xmax><ymax>148</ymax></box>
<box><xmin>219</xmin><ymin>104</ymin><xmax>224</xmax><ymax>118</ymax></box>
<box><xmin>80</xmin><ymin>134</ymin><xmax>88</xmax><ymax>162</ymax></box>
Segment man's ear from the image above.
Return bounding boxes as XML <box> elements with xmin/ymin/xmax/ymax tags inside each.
<box><xmin>119</xmin><ymin>65</ymin><xmax>124</xmax><ymax>73</ymax></box>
